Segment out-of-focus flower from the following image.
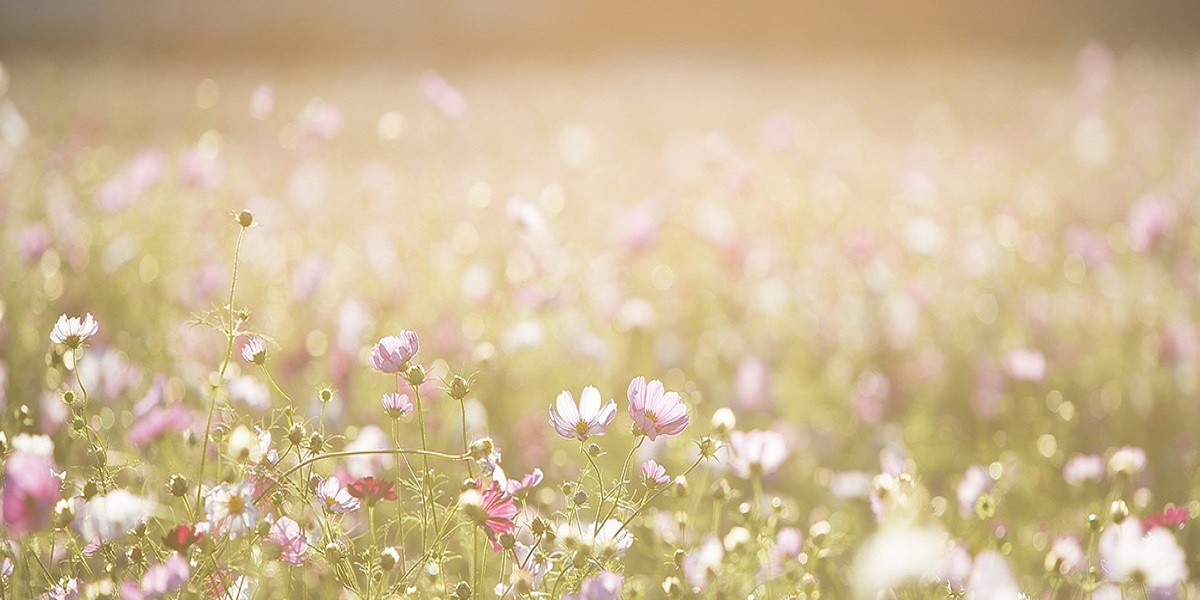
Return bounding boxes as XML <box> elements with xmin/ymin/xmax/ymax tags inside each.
<box><xmin>1143</xmin><ymin>503</ymin><xmax>1189</xmax><ymax>531</ymax></box>
<box><xmin>642</xmin><ymin>460</ymin><xmax>669</xmax><ymax>487</ymax></box>
<box><xmin>74</xmin><ymin>490</ymin><xmax>156</xmax><ymax>542</ymax></box>
<box><xmin>205</xmin><ymin>481</ymin><xmax>258</xmax><ymax>537</ymax></box>
<box><xmin>123</xmin><ymin>554</ymin><xmax>190</xmax><ymax>600</ymax></box>
<box><xmin>178</xmin><ymin>144</ymin><xmax>224</xmax><ymax>190</ymax></box>
<box><xmin>240</xmin><ymin>337</ymin><xmax>267</xmax><ymax>365</ymax></box>
<box><xmin>1064</xmin><ymin>454</ymin><xmax>1106</xmax><ymax>484</ymax></box>
<box><xmin>1108</xmin><ymin>446</ymin><xmax>1147</xmax><ymax>477</ymax></box>
<box><xmin>593</xmin><ymin>519</ymin><xmax>634</xmax><ymax>556</ymax></box>
<box><xmin>267</xmin><ymin>516</ymin><xmax>308</xmax><ymax>566</ymax></box>
<box><xmin>315</xmin><ymin>477</ymin><xmax>360</xmax><ymax>514</ymax></box>
<box><xmin>461</xmin><ymin>481</ymin><xmax>518</xmax><ymax>551</ymax></box>
<box><xmin>966</xmin><ymin>550</ymin><xmax>1021</xmax><ymax>600</ymax></box>
<box><xmin>344</xmin><ymin>425</ymin><xmax>394</xmax><ymax>478</ymax></box>
<box><xmin>566</xmin><ymin>571</ymin><xmax>624</xmax><ymax>600</ymax></box>
<box><xmin>734</xmin><ymin>357</ymin><xmax>771</xmax><ymax>411</ymax></box>
<box><xmin>41</xmin><ymin>578</ymin><xmax>78</xmax><ymax>600</ymax></box>
<box><xmin>1005</xmin><ymin>349</ymin><xmax>1046</xmax><ymax>382</ymax></box>
<box><xmin>627</xmin><ymin>377</ymin><xmax>689</xmax><ymax>440</ymax></box>
<box><xmin>250</xmin><ymin>84</ymin><xmax>275</xmax><ymax>120</ymax></box>
<box><xmin>726</xmin><ymin>429</ymin><xmax>788</xmax><ymax>478</ymax></box>
<box><xmin>369</xmin><ymin>331</ymin><xmax>419</xmax><ymax>374</ymax></box>
<box><xmin>162</xmin><ymin>524</ymin><xmax>204</xmax><ymax>553</ymax></box>
<box><xmin>1128</xmin><ymin>195</ymin><xmax>1175</xmax><ymax>253</ymax></box>
<box><xmin>382</xmin><ymin>392</ymin><xmax>414</xmax><ymax>418</ymax></box>
<box><xmin>1</xmin><ymin>452</ymin><xmax>61</xmax><ymax>536</ymax></box>
<box><xmin>852</xmin><ymin>525</ymin><xmax>948</xmax><ymax>598</ymax></box>
<box><xmin>1047</xmin><ymin>536</ymin><xmax>1084</xmax><ymax>574</ymax></box>
<box><xmin>1100</xmin><ymin>519</ymin><xmax>1188</xmax><ymax>589</ymax></box>
<box><xmin>549</xmin><ymin>386</ymin><xmax>617</xmax><ymax>442</ymax></box>
<box><xmin>50</xmin><ymin>313</ymin><xmax>99</xmax><ymax>349</ymax></box>
<box><xmin>347</xmin><ymin>477</ymin><xmax>397</xmax><ymax>507</ymax></box>
<box><xmin>501</xmin><ymin>468</ymin><xmax>543</xmax><ymax>497</ymax></box>
<box><xmin>419</xmin><ymin>70</ymin><xmax>467</xmax><ymax>120</ymax></box>
<box><xmin>227</xmin><ymin>426</ymin><xmax>271</xmax><ymax>464</ymax></box>
<box><xmin>956</xmin><ymin>465</ymin><xmax>993</xmax><ymax>518</ymax></box>
<box><xmin>682</xmin><ymin>535</ymin><xmax>724</xmax><ymax>590</ymax></box>
<box><xmin>937</xmin><ymin>541</ymin><xmax>973</xmax><ymax>591</ymax></box>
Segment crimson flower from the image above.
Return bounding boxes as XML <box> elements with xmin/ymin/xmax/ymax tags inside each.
<box><xmin>347</xmin><ymin>477</ymin><xmax>397</xmax><ymax>507</ymax></box>
<box><xmin>163</xmin><ymin>524</ymin><xmax>204</xmax><ymax>553</ymax></box>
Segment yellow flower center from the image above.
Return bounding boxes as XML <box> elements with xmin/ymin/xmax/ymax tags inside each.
<box><xmin>228</xmin><ymin>495</ymin><xmax>245</xmax><ymax>515</ymax></box>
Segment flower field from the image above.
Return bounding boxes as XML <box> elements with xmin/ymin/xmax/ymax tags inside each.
<box><xmin>1</xmin><ymin>45</ymin><xmax>1200</xmax><ymax>598</ymax></box>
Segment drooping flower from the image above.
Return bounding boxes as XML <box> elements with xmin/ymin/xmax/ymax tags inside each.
<box><xmin>267</xmin><ymin>516</ymin><xmax>308</xmax><ymax>566</ymax></box>
<box><xmin>461</xmin><ymin>481</ymin><xmax>518</xmax><ymax>551</ymax></box>
<box><xmin>315</xmin><ymin>476</ymin><xmax>360</xmax><ymax>514</ymax></box>
<box><xmin>204</xmin><ymin>481</ymin><xmax>258</xmax><ymax>538</ymax></box>
<box><xmin>1100</xmin><ymin>520</ymin><xmax>1188</xmax><ymax>588</ymax></box>
<box><xmin>726</xmin><ymin>429</ymin><xmax>789</xmax><ymax>478</ymax></box>
<box><xmin>641</xmin><ymin>460</ymin><xmax>669</xmax><ymax>487</ymax></box>
<box><xmin>369</xmin><ymin>331</ymin><xmax>419</xmax><ymax>374</ymax></box>
<box><xmin>381</xmin><ymin>392</ymin><xmax>414</xmax><ymax>419</ymax></box>
<box><xmin>549</xmin><ymin>386</ymin><xmax>617</xmax><ymax>442</ymax></box>
<box><xmin>1</xmin><ymin>451</ymin><xmax>61</xmax><ymax>536</ymax></box>
<box><xmin>347</xmin><ymin>477</ymin><xmax>397</xmax><ymax>507</ymax></box>
<box><xmin>627</xmin><ymin>377</ymin><xmax>689</xmax><ymax>440</ymax></box>
<box><xmin>49</xmin><ymin>313</ymin><xmax>99</xmax><ymax>349</ymax></box>
<box><xmin>240</xmin><ymin>337</ymin><xmax>267</xmax><ymax>365</ymax></box>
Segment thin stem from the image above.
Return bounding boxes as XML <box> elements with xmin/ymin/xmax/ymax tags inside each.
<box><xmin>412</xmin><ymin>381</ymin><xmax>434</xmax><ymax>546</ymax></box>
<box><xmin>254</xmin><ymin>448</ymin><xmax>469</xmax><ymax>504</ymax></box>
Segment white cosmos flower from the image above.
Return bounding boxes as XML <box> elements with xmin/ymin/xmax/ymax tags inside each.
<box><xmin>853</xmin><ymin>525</ymin><xmax>948</xmax><ymax>598</ymax></box>
<box><xmin>11</xmin><ymin>433</ymin><xmax>54</xmax><ymax>458</ymax></box>
<box><xmin>204</xmin><ymin>481</ymin><xmax>258</xmax><ymax>538</ymax></box>
<box><xmin>548</xmin><ymin>386</ymin><xmax>617</xmax><ymax>442</ymax></box>
<box><xmin>726</xmin><ymin>429</ymin><xmax>789</xmax><ymax>478</ymax></box>
<box><xmin>1100</xmin><ymin>519</ymin><xmax>1188</xmax><ymax>589</ymax></box>
<box><xmin>50</xmin><ymin>313</ymin><xmax>99</xmax><ymax>348</ymax></box>
<box><xmin>74</xmin><ymin>490</ymin><xmax>157</xmax><ymax>542</ymax></box>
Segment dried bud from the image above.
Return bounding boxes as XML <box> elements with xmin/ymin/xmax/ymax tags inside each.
<box><xmin>587</xmin><ymin>443</ymin><xmax>602</xmax><ymax>458</ymax></box>
<box><xmin>324</xmin><ymin>543</ymin><xmax>343</xmax><ymax>564</ymax></box>
<box><xmin>83</xmin><ymin>480</ymin><xmax>99</xmax><ymax>500</ymax></box>
<box><xmin>168</xmin><ymin>474</ymin><xmax>189</xmax><ymax>498</ymax></box>
<box><xmin>61</xmin><ymin>390</ymin><xmax>77</xmax><ymax>406</ymax></box>
<box><xmin>288</xmin><ymin>423</ymin><xmax>305</xmax><ymax>446</ymax></box>
<box><xmin>235</xmin><ymin>209</ymin><xmax>255</xmax><ymax>228</ymax></box>
<box><xmin>573</xmin><ymin>490</ymin><xmax>588</xmax><ymax>506</ymax></box>
<box><xmin>499</xmin><ymin>533</ymin><xmax>516</xmax><ymax>550</ymax></box>
<box><xmin>381</xmin><ymin>547</ymin><xmax>401</xmax><ymax>572</ymax></box>
<box><xmin>309</xmin><ymin>433</ymin><xmax>324</xmax><ymax>454</ymax></box>
<box><xmin>454</xmin><ymin>582</ymin><xmax>472</xmax><ymax>600</ymax></box>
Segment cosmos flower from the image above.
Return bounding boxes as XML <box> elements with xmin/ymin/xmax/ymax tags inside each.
<box><xmin>381</xmin><ymin>392</ymin><xmax>414</xmax><ymax>419</ymax></box>
<box><xmin>565</xmin><ymin>571</ymin><xmax>624</xmax><ymax>600</ymax></box>
<box><xmin>162</xmin><ymin>524</ymin><xmax>204</xmax><ymax>553</ymax></box>
<box><xmin>1047</xmin><ymin>536</ymin><xmax>1084</xmax><ymax>574</ymax></box>
<box><xmin>726</xmin><ymin>429</ymin><xmax>788</xmax><ymax>478</ymax></box>
<box><xmin>347</xmin><ymin>477</ymin><xmax>397</xmax><ymax>507</ymax></box>
<box><xmin>627</xmin><ymin>377</ymin><xmax>689</xmax><ymax>440</ymax></box>
<box><xmin>1063</xmin><ymin>454</ymin><xmax>1105</xmax><ymax>485</ymax></box>
<box><xmin>549</xmin><ymin>386</ymin><xmax>617</xmax><ymax>442</ymax></box>
<box><xmin>50</xmin><ymin>313</ymin><xmax>99</xmax><ymax>349</ymax></box>
<box><xmin>682</xmin><ymin>535</ymin><xmax>724</xmax><ymax>590</ymax></box>
<box><xmin>1143</xmin><ymin>503</ymin><xmax>1189</xmax><ymax>531</ymax></box>
<box><xmin>315</xmin><ymin>477</ymin><xmax>360</xmax><ymax>514</ymax></box>
<box><xmin>240</xmin><ymin>337</ymin><xmax>267</xmax><ymax>365</ymax></box>
<box><xmin>227</xmin><ymin>426</ymin><xmax>271</xmax><ymax>464</ymax></box>
<box><xmin>122</xmin><ymin>554</ymin><xmax>190</xmax><ymax>600</ymax></box>
<box><xmin>1</xmin><ymin>451</ymin><xmax>61</xmax><ymax>536</ymax></box>
<box><xmin>500</xmin><ymin>467</ymin><xmax>543</xmax><ymax>496</ymax></box>
<box><xmin>642</xmin><ymin>460</ymin><xmax>669</xmax><ymax>487</ymax></box>
<box><xmin>267</xmin><ymin>517</ymin><xmax>308</xmax><ymax>566</ymax></box>
<box><xmin>956</xmin><ymin>466</ymin><xmax>992</xmax><ymax>517</ymax></box>
<box><xmin>74</xmin><ymin>490</ymin><xmax>157</xmax><ymax>542</ymax></box>
<box><xmin>966</xmin><ymin>550</ymin><xmax>1022</xmax><ymax>600</ymax></box>
<box><xmin>204</xmin><ymin>481</ymin><xmax>258</xmax><ymax>538</ymax></box>
<box><xmin>1108</xmin><ymin>446</ymin><xmax>1147</xmax><ymax>477</ymax></box>
<box><xmin>1100</xmin><ymin>519</ymin><xmax>1188</xmax><ymax>589</ymax></box>
<box><xmin>369</xmin><ymin>331</ymin><xmax>419</xmax><ymax>374</ymax></box>
<box><xmin>461</xmin><ymin>481</ymin><xmax>518</xmax><ymax>551</ymax></box>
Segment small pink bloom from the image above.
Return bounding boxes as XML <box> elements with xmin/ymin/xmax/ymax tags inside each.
<box><xmin>503</xmin><ymin>468</ymin><xmax>543</xmax><ymax>496</ymax></box>
<box><xmin>1005</xmin><ymin>349</ymin><xmax>1046</xmax><ymax>382</ymax></box>
<box><xmin>369</xmin><ymin>331</ymin><xmax>419</xmax><ymax>374</ymax></box>
<box><xmin>1063</xmin><ymin>454</ymin><xmax>1105</xmax><ymax>485</ymax></box>
<box><xmin>1</xmin><ymin>452</ymin><xmax>61</xmax><ymax>536</ymax></box>
<box><xmin>268</xmin><ymin>517</ymin><xmax>308</xmax><ymax>566</ymax></box>
<box><xmin>240</xmin><ymin>336</ymin><xmax>267</xmax><ymax>365</ymax></box>
<box><xmin>466</xmin><ymin>481</ymin><xmax>518</xmax><ymax>552</ymax></box>
<box><xmin>641</xmin><ymin>460</ymin><xmax>669</xmax><ymax>487</ymax></box>
<box><xmin>627</xmin><ymin>377</ymin><xmax>689</xmax><ymax>440</ymax></box>
<box><xmin>572</xmin><ymin>571</ymin><xmax>624</xmax><ymax>600</ymax></box>
<box><xmin>382</xmin><ymin>392</ymin><xmax>414</xmax><ymax>418</ymax></box>
<box><xmin>549</xmin><ymin>386</ymin><xmax>617</xmax><ymax>442</ymax></box>
<box><xmin>726</xmin><ymin>429</ymin><xmax>788</xmax><ymax>478</ymax></box>
<box><xmin>1143</xmin><ymin>503</ymin><xmax>1189</xmax><ymax>531</ymax></box>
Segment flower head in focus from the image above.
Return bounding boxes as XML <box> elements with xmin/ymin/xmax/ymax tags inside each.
<box><xmin>369</xmin><ymin>331</ymin><xmax>419</xmax><ymax>374</ymax></box>
<box><xmin>50</xmin><ymin>313</ymin><xmax>99</xmax><ymax>350</ymax></box>
<box><xmin>315</xmin><ymin>476</ymin><xmax>360</xmax><ymax>514</ymax></box>
<box><xmin>381</xmin><ymin>392</ymin><xmax>414</xmax><ymax>419</ymax></box>
<box><xmin>204</xmin><ymin>481</ymin><xmax>258</xmax><ymax>538</ymax></box>
<box><xmin>549</xmin><ymin>386</ymin><xmax>617</xmax><ymax>442</ymax></box>
<box><xmin>627</xmin><ymin>377</ymin><xmax>689</xmax><ymax>440</ymax></box>
<box><xmin>642</xmin><ymin>460</ymin><xmax>669</xmax><ymax>487</ymax></box>
<box><xmin>267</xmin><ymin>517</ymin><xmax>308</xmax><ymax>566</ymax></box>
<box><xmin>240</xmin><ymin>336</ymin><xmax>267</xmax><ymax>365</ymax></box>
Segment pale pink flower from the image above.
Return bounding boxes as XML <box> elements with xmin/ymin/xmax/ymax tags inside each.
<box><xmin>124</xmin><ymin>554</ymin><xmax>190</xmax><ymax>599</ymax></box>
<box><xmin>682</xmin><ymin>535</ymin><xmax>724</xmax><ymax>590</ymax></box>
<box><xmin>315</xmin><ymin>476</ymin><xmax>359</xmax><ymax>514</ymax></box>
<box><xmin>1049</xmin><ymin>536</ymin><xmax>1084</xmax><ymax>574</ymax></box>
<box><xmin>240</xmin><ymin>336</ymin><xmax>267</xmax><ymax>365</ymax></box>
<box><xmin>549</xmin><ymin>386</ymin><xmax>617</xmax><ymax>442</ymax></box>
<box><xmin>369</xmin><ymin>331</ymin><xmax>419</xmax><ymax>374</ymax></box>
<box><xmin>1108</xmin><ymin>446</ymin><xmax>1147</xmax><ymax>477</ymax></box>
<box><xmin>1064</xmin><ymin>454</ymin><xmax>1106</xmax><ymax>484</ymax></box>
<box><xmin>1</xmin><ymin>452</ymin><xmax>61</xmax><ymax>536</ymax></box>
<box><xmin>1100</xmin><ymin>519</ymin><xmax>1188</xmax><ymax>589</ymax></box>
<box><xmin>268</xmin><ymin>517</ymin><xmax>308</xmax><ymax>566</ymax></box>
<box><xmin>956</xmin><ymin>465</ymin><xmax>992</xmax><ymax>517</ymax></box>
<box><xmin>50</xmin><ymin>313</ymin><xmax>99</xmax><ymax>349</ymax></box>
<box><xmin>627</xmin><ymin>377</ymin><xmax>689</xmax><ymax>440</ymax></box>
<box><xmin>1128</xmin><ymin>195</ymin><xmax>1175</xmax><ymax>253</ymax></box>
<box><xmin>1005</xmin><ymin>349</ymin><xmax>1046</xmax><ymax>382</ymax></box>
<box><xmin>502</xmin><ymin>468</ymin><xmax>543</xmax><ymax>496</ymax></box>
<box><xmin>642</xmin><ymin>460</ymin><xmax>669</xmax><ymax>487</ymax></box>
<box><xmin>382</xmin><ymin>392</ymin><xmax>414</xmax><ymax>418</ymax></box>
<box><xmin>966</xmin><ymin>550</ymin><xmax>1021</xmax><ymax>600</ymax></box>
<box><xmin>566</xmin><ymin>571</ymin><xmax>624</xmax><ymax>600</ymax></box>
<box><xmin>726</xmin><ymin>429</ymin><xmax>788</xmax><ymax>478</ymax></box>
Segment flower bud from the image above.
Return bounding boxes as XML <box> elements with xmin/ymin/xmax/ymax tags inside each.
<box><xmin>405</xmin><ymin>364</ymin><xmax>426</xmax><ymax>387</ymax></box>
<box><xmin>324</xmin><ymin>543</ymin><xmax>343</xmax><ymax>564</ymax></box>
<box><xmin>256</xmin><ymin>520</ymin><xmax>271</xmax><ymax>537</ymax></box>
<box><xmin>83</xmin><ymin>480</ymin><xmax>99</xmax><ymax>500</ymax></box>
<box><xmin>1111</xmin><ymin>500</ymin><xmax>1129</xmax><ymax>524</ymax></box>
<box><xmin>454</xmin><ymin>582</ymin><xmax>472</xmax><ymax>600</ymax></box>
<box><xmin>235</xmin><ymin>209</ymin><xmax>255</xmax><ymax>228</ymax></box>
<box><xmin>711</xmin><ymin>407</ymin><xmax>736</xmax><ymax>436</ymax></box>
<box><xmin>53</xmin><ymin>500</ymin><xmax>74</xmax><ymax>529</ymax></box>
<box><xmin>573</xmin><ymin>490</ymin><xmax>588</xmax><ymax>506</ymax></box>
<box><xmin>288</xmin><ymin>423</ymin><xmax>305</xmax><ymax>446</ymax></box>
<box><xmin>318</xmin><ymin>387</ymin><xmax>334</xmax><ymax>404</ymax></box>
<box><xmin>61</xmin><ymin>390</ymin><xmax>77</xmax><ymax>406</ymax></box>
<box><xmin>662</xmin><ymin>577</ymin><xmax>683</xmax><ymax>598</ymax></box>
<box><xmin>448</xmin><ymin>375</ymin><xmax>471</xmax><ymax>401</ymax></box>
<box><xmin>587</xmin><ymin>443</ymin><xmax>602</xmax><ymax>458</ymax></box>
<box><xmin>499</xmin><ymin>533</ymin><xmax>516</xmax><ymax>550</ymax></box>
<box><xmin>309</xmin><ymin>432</ymin><xmax>324</xmax><ymax>454</ymax></box>
<box><xmin>673</xmin><ymin>548</ymin><xmax>685</xmax><ymax>567</ymax></box>
<box><xmin>698</xmin><ymin>436</ymin><xmax>721</xmax><ymax>459</ymax></box>
<box><xmin>1088</xmin><ymin>513</ymin><xmax>1101</xmax><ymax>532</ymax></box>
<box><xmin>168</xmin><ymin>474</ymin><xmax>189</xmax><ymax>498</ymax></box>
<box><xmin>671</xmin><ymin>476</ymin><xmax>688</xmax><ymax>497</ymax></box>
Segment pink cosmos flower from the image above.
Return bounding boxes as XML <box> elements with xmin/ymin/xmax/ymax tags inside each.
<box><xmin>464</xmin><ymin>481</ymin><xmax>518</xmax><ymax>551</ymax></box>
<box><xmin>1005</xmin><ymin>349</ymin><xmax>1046</xmax><ymax>382</ymax></box>
<box><xmin>50</xmin><ymin>313</ymin><xmax>99</xmax><ymax>349</ymax></box>
<box><xmin>627</xmin><ymin>377</ymin><xmax>689</xmax><ymax>440</ymax></box>
<box><xmin>565</xmin><ymin>571</ymin><xmax>624</xmax><ymax>600</ymax></box>
<box><xmin>315</xmin><ymin>476</ymin><xmax>359</xmax><ymax>514</ymax></box>
<box><xmin>369</xmin><ymin>331</ymin><xmax>419</xmax><ymax>374</ymax></box>
<box><xmin>122</xmin><ymin>553</ymin><xmax>190</xmax><ymax>599</ymax></box>
<box><xmin>1143</xmin><ymin>503</ymin><xmax>1189</xmax><ymax>531</ymax></box>
<box><xmin>1</xmin><ymin>452</ymin><xmax>61</xmax><ymax>536</ymax></box>
<box><xmin>641</xmin><ymin>460</ymin><xmax>669</xmax><ymax>487</ymax></box>
<box><xmin>502</xmin><ymin>468</ymin><xmax>543</xmax><ymax>496</ymax></box>
<box><xmin>549</xmin><ymin>386</ymin><xmax>617</xmax><ymax>441</ymax></box>
<box><xmin>268</xmin><ymin>517</ymin><xmax>308</xmax><ymax>566</ymax></box>
<box><xmin>382</xmin><ymin>392</ymin><xmax>414</xmax><ymax>418</ymax></box>
<box><xmin>726</xmin><ymin>429</ymin><xmax>788</xmax><ymax>478</ymax></box>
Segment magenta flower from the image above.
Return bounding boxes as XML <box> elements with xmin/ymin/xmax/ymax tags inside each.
<box><xmin>642</xmin><ymin>460</ymin><xmax>669</xmax><ymax>487</ymax></box>
<box><xmin>49</xmin><ymin>313</ymin><xmax>99</xmax><ymax>349</ymax></box>
<box><xmin>627</xmin><ymin>377</ymin><xmax>689</xmax><ymax>440</ymax></box>
<box><xmin>381</xmin><ymin>392</ymin><xmax>414</xmax><ymax>419</ymax></box>
<box><xmin>369</xmin><ymin>331</ymin><xmax>419</xmax><ymax>374</ymax></box>
<box><xmin>268</xmin><ymin>516</ymin><xmax>308</xmax><ymax>566</ymax></box>
<box><xmin>464</xmin><ymin>481</ymin><xmax>518</xmax><ymax>552</ymax></box>
<box><xmin>1</xmin><ymin>452</ymin><xmax>61</xmax><ymax>536</ymax></box>
<box><xmin>315</xmin><ymin>476</ymin><xmax>359</xmax><ymax>514</ymax></box>
<box><xmin>549</xmin><ymin>386</ymin><xmax>617</xmax><ymax>442</ymax></box>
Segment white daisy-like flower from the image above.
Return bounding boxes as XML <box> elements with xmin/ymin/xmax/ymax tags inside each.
<box><xmin>74</xmin><ymin>490</ymin><xmax>157</xmax><ymax>542</ymax></box>
<box><xmin>726</xmin><ymin>429</ymin><xmax>789</xmax><ymax>478</ymax></box>
<box><xmin>50</xmin><ymin>313</ymin><xmax>99</xmax><ymax>349</ymax></box>
<box><xmin>548</xmin><ymin>386</ymin><xmax>617</xmax><ymax>442</ymax></box>
<box><xmin>315</xmin><ymin>476</ymin><xmax>360</xmax><ymax>514</ymax></box>
<box><xmin>227</xmin><ymin>426</ymin><xmax>271</xmax><ymax>464</ymax></box>
<box><xmin>240</xmin><ymin>336</ymin><xmax>268</xmax><ymax>365</ymax></box>
<box><xmin>1100</xmin><ymin>519</ymin><xmax>1188</xmax><ymax>589</ymax></box>
<box><xmin>204</xmin><ymin>481</ymin><xmax>258</xmax><ymax>538</ymax></box>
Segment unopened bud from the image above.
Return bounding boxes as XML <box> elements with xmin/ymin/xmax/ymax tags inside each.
<box><xmin>168</xmin><ymin>474</ymin><xmax>189</xmax><ymax>498</ymax></box>
<box><xmin>288</xmin><ymin>423</ymin><xmax>305</xmax><ymax>445</ymax></box>
<box><xmin>309</xmin><ymin>433</ymin><xmax>324</xmax><ymax>453</ymax></box>
<box><xmin>711</xmin><ymin>407</ymin><xmax>736</xmax><ymax>436</ymax></box>
<box><xmin>405</xmin><ymin>364</ymin><xmax>426</xmax><ymax>387</ymax></box>
<box><xmin>1111</xmin><ymin>500</ymin><xmax>1129</xmax><ymax>524</ymax></box>
<box><xmin>448</xmin><ymin>375</ymin><xmax>471</xmax><ymax>400</ymax></box>
<box><xmin>573</xmin><ymin>490</ymin><xmax>588</xmax><ymax>506</ymax></box>
<box><xmin>324</xmin><ymin>543</ymin><xmax>343</xmax><ymax>564</ymax></box>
